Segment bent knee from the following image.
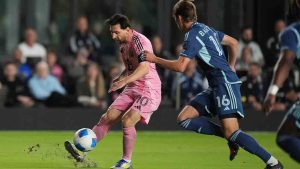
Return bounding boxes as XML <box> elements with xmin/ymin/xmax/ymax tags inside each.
<box><xmin>177</xmin><ymin>115</ymin><xmax>188</xmax><ymax>124</ymax></box>
<box><xmin>121</xmin><ymin>115</ymin><xmax>135</xmax><ymax>127</ymax></box>
<box><xmin>101</xmin><ymin>113</ymin><xmax>117</xmax><ymax>124</ymax></box>
<box><xmin>224</xmin><ymin>128</ymin><xmax>240</xmax><ymax>140</ymax></box>
<box><xmin>177</xmin><ymin>107</ymin><xmax>199</xmax><ymax>123</ymax></box>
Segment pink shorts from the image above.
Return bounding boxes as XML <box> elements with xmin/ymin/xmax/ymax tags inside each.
<box><xmin>110</xmin><ymin>87</ymin><xmax>161</xmax><ymax>124</ymax></box>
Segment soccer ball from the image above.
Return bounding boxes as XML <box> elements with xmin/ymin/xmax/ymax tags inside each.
<box><xmin>73</xmin><ymin>128</ymin><xmax>97</xmax><ymax>152</ymax></box>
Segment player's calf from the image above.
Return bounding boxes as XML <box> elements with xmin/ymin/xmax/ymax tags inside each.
<box><xmin>228</xmin><ymin>129</ymin><xmax>282</xmax><ymax>168</ymax></box>
<box><xmin>93</xmin><ymin>109</ymin><xmax>122</xmax><ymax>142</ymax></box>
<box><xmin>179</xmin><ymin>117</ymin><xmax>240</xmax><ymax>161</ymax></box>
<box><xmin>178</xmin><ymin>117</ymin><xmax>224</xmax><ymax>137</ymax></box>
<box><xmin>92</xmin><ymin>114</ymin><xmax>113</xmax><ymax>142</ymax></box>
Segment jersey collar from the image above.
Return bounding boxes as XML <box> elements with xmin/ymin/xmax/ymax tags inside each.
<box><xmin>191</xmin><ymin>22</ymin><xmax>199</xmax><ymax>28</ymax></box>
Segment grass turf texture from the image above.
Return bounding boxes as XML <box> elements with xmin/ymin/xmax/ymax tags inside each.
<box><xmin>0</xmin><ymin>131</ymin><xmax>297</xmax><ymax>169</ymax></box>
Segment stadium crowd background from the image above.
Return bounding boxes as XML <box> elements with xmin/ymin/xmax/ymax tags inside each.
<box><xmin>0</xmin><ymin>0</ymin><xmax>296</xmax><ymax>113</ymax></box>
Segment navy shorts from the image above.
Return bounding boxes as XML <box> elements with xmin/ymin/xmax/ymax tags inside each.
<box><xmin>189</xmin><ymin>83</ymin><xmax>244</xmax><ymax>119</ymax></box>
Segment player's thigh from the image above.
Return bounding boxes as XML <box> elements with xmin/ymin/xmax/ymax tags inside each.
<box><xmin>130</xmin><ymin>89</ymin><xmax>161</xmax><ymax>125</ymax></box>
<box><xmin>109</xmin><ymin>89</ymin><xmax>135</xmax><ymax>113</ymax></box>
<box><xmin>177</xmin><ymin>106</ymin><xmax>200</xmax><ymax>122</ymax></box>
<box><xmin>122</xmin><ymin>109</ymin><xmax>142</xmax><ymax>127</ymax></box>
<box><xmin>178</xmin><ymin>88</ymin><xmax>215</xmax><ymax>122</ymax></box>
<box><xmin>104</xmin><ymin>107</ymin><xmax>123</xmax><ymax>123</ymax></box>
<box><xmin>213</xmin><ymin>83</ymin><xmax>243</xmax><ymax>138</ymax></box>
<box><xmin>213</xmin><ymin>83</ymin><xmax>244</xmax><ymax>119</ymax></box>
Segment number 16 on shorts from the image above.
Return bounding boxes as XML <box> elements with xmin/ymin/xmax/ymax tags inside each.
<box><xmin>216</xmin><ymin>95</ymin><xmax>231</xmax><ymax>111</ymax></box>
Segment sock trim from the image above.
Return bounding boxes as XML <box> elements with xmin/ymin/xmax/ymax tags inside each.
<box><xmin>179</xmin><ymin>119</ymin><xmax>191</xmax><ymax>128</ymax></box>
<box><xmin>229</xmin><ymin>129</ymin><xmax>242</xmax><ymax>142</ymax></box>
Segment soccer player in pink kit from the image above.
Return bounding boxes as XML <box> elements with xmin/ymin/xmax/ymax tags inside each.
<box><xmin>64</xmin><ymin>14</ymin><xmax>161</xmax><ymax>169</ymax></box>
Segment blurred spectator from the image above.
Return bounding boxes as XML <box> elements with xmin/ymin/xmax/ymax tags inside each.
<box><xmin>47</xmin><ymin>51</ymin><xmax>63</xmax><ymax>82</ymax></box>
<box><xmin>11</xmin><ymin>48</ymin><xmax>32</xmax><ymax>81</ymax></box>
<box><xmin>265</xmin><ymin>19</ymin><xmax>286</xmax><ymax>69</ymax></box>
<box><xmin>0</xmin><ymin>82</ymin><xmax>7</xmax><ymax>107</ymax></box>
<box><xmin>237</xmin><ymin>26</ymin><xmax>264</xmax><ymax>67</ymax></box>
<box><xmin>67</xmin><ymin>48</ymin><xmax>88</xmax><ymax>78</ymax></box>
<box><xmin>151</xmin><ymin>35</ymin><xmax>172</xmax><ymax>77</ymax></box>
<box><xmin>77</xmin><ymin>62</ymin><xmax>106</xmax><ymax>108</ymax></box>
<box><xmin>18</xmin><ymin>28</ymin><xmax>47</xmax><ymax>66</ymax></box>
<box><xmin>69</xmin><ymin>16</ymin><xmax>101</xmax><ymax>62</ymax></box>
<box><xmin>65</xmin><ymin>48</ymin><xmax>89</xmax><ymax>95</ymax></box>
<box><xmin>0</xmin><ymin>62</ymin><xmax>34</xmax><ymax>107</ymax></box>
<box><xmin>275</xmin><ymin>73</ymin><xmax>298</xmax><ymax>110</ymax></box>
<box><xmin>236</xmin><ymin>46</ymin><xmax>252</xmax><ymax>76</ymax></box>
<box><xmin>240</xmin><ymin>62</ymin><xmax>264</xmax><ymax>111</ymax></box>
<box><xmin>172</xmin><ymin>59</ymin><xmax>208</xmax><ymax>107</ymax></box>
<box><xmin>28</xmin><ymin>62</ymin><xmax>79</xmax><ymax>107</ymax></box>
<box><xmin>106</xmin><ymin>64</ymin><xmax>124</xmax><ymax>104</ymax></box>
<box><xmin>48</xmin><ymin>22</ymin><xmax>60</xmax><ymax>49</ymax></box>
<box><xmin>163</xmin><ymin>43</ymin><xmax>182</xmax><ymax>99</ymax></box>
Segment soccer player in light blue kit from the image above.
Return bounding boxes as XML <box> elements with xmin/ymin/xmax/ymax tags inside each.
<box><xmin>144</xmin><ymin>0</ymin><xmax>283</xmax><ymax>168</ymax></box>
<box><xmin>263</xmin><ymin>0</ymin><xmax>300</xmax><ymax>163</ymax></box>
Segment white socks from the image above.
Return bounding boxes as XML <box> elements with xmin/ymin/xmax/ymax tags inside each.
<box><xmin>266</xmin><ymin>156</ymin><xmax>278</xmax><ymax>166</ymax></box>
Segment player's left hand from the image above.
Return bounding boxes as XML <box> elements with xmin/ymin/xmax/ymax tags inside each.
<box><xmin>263</xmin><ymin>94</ymin><xmax>276</xmax><ymax>116</ymax></box>
<box><xmin>230</xmin><ymin>65</ymin><xmax>236</xmax><ymax>72</ymax></box>
<box><xmin>108</xmin><ymin>79</ymin><xmax>127</xmax><ymax>93</ymax></box>
<box><xmin>144</xmin><ymin>51</ymin><xmax>156</xmax><ymax>63</ymax></box>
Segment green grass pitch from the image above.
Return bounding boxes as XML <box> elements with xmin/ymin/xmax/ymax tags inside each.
<box><xmin>0</xmin><ymin>131</ymin><xmax>298</xmax><ymax>169</ymax></box>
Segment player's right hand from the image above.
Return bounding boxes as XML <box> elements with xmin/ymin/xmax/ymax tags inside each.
<box><xmin>144</xmin><ymin>51</ymin><xmax>156</xmax><ymax>63</ymax></box>
<box><xmin>112</xmin><ymin>77</ymin><xmax>120</xmax><ymax>83</ymax></box>
<box><xmin>263</xmin><ymin>94</ymin><xmax>276</xmax><ymax>116</ymax></box>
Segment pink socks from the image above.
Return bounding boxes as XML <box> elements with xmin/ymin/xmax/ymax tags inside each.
<box><xmin>122</xmin><ymin>127</ymin><xmax>136</xmax><ymax>161</ymax></box>
<box><xmin>92</xmin><ymin>118</ymin><xmax>112</xmax><ymax>142</ymax></box>
<box><xmin>93</xmin><ymin>118</ymin><xmax>137</xmax><ymax>161</ymax></box>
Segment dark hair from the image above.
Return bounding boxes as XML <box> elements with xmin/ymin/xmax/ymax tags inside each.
<box><xmin>77</xmin><ymin>15</ymin><xmax>88</xmax><ymax>21</ymax></box>
<box><xmin>240</xmin><ymin>25</ymin><xmax>252</xmax><ymax>33</ymax></box>
<box><xmin>287</xmin><ymin>0</ymin><xmax>300</xmax><ymax>24</ymax></box>
<box><xmin>4</xmin><ymin>61</ymin><xmax>17</xmax><ymax>68</ymax></box>
<box><xmin>24</xmin><ymin>27</ymin><xmax>36</xmax><ymax>36</ymax></box>
<box><xmin>106</xmin><ymin>14</ymin><xmax>131</xmax><ymax>29</ymax></box>
<box><xmin>172</xmin><ymin>0</ymin><xmax>197</xmax><ymax>22</ymax></box>
<box><xmin>249</xmin><ymin>62</ymin><xmax>261</xmax><ymax>68</ymax></box>
<box><xmin>47</xmin><ymin>49</ymin><xmax>57</xmax><ymax>55</ymax></box>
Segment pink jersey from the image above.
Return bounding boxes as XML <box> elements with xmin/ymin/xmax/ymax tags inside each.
<box><xmin>120</xmin><ymin>30</ymin><xmax>161</xmax><ymax>90</ymax></box>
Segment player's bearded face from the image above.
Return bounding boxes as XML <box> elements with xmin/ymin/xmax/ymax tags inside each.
<box><xmin>110</xmin><ymin>24</ymin><xmax>129</xmax><ymax>43</ymax></box>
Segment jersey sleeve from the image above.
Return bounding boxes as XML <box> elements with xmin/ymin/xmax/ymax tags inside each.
<box><xmin>180</xmin><ymin>30</ymin><xmax>202</xmax><ymax>59</ymax></box>
<box><xmin>279</xmin><ymin>29</ymin><xmax>299</xmax><ymax>54</ymax></box>
<box><xmin>216</xmin><ymin>31</ymin><xmax>225</xmax><ymax>42</ymax></box>
<box><xmin>210</xmin><ymin>27</ymin><xmax>225</xmax><ymax>42</ymax></box>
<box><xmin>133</xmin><ymin>36</ymin><xmax>149</xmax><ymax>63</ymax></box>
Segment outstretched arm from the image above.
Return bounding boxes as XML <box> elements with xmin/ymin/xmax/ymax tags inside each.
<box><xmin>269</xmin><ymin>51</ymin><xmax>295</xmax><ymax>89</ymax></box>
<box><xmin>108</xmin><ymin>62</ymin><xmax>149</xmax><ymax>92</ymax></box>
<box><xmin>263</xmin><ymin>50</ymin><xmax>295</xmax><ymax>114</ymax></box>
<box><xmin>221</xmin><ymin>35</ymin><xmax>238</xmax><ymax>71</ymax></box>
<box><xmin>144</xmin><ymin>51</ymin><xmax>191</xmax><ymax>72</ymax></box>
<box><xmin>112</xmin><ymin>69</ymin><xmax>127</xmax><ymax>83</ymax></box>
